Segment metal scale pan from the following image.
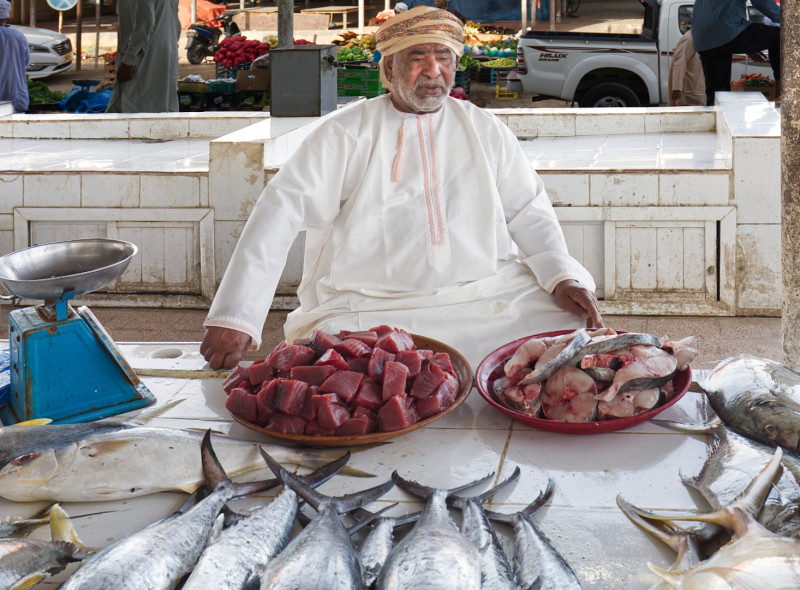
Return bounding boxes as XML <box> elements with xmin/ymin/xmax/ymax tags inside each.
<box><xmin>0</xmin><ymin>239</ymin><xmax>155</xmax><ymax>425</ymax></box>
<box><xmin>0</xmin><ymin>238</ymin><xmax>137</xmax><ymax>303</ymax></box>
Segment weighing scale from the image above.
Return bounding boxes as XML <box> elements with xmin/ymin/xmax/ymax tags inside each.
<box><xmin>0</xmin><ymin>239</ymin><xmax>155</xmax><ymax>425</ymax></box>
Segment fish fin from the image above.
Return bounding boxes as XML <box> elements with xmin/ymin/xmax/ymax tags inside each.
<box><xmin>487</xmin><ymin>479</ymin><xmax>554</xmax><ymax>524</ymax></box>
<box><xmin>201</xmin><ymin>430</ymin><xmax>231</xmax><ymax>490</ymax></box>
<box><xmin>647</xmin><ymin>563</ymin><xmax>683</xmax><ymax>586</ymax></box>
<box><xmin>695</xmin><ymin>567</ymin><xmax>776</xmax><ymax>590</ymax></box>
<box><xmin>209</xmin><ymin>513</ymin><xmax>225</xmax><ymax>542</ymax></box>
<box><xmin>48</xmin><ymin>505</ymin><xmax>85</xmax><ymax>546</ymax></box>
<box><xmin>337</xmin><ymin>465</ymin><xmax>376</xmax><ymax>478</ymax></box>
<box><xmin>451</xmin><ymin>467</ymin><xmax>521</xmax><ymax>505</ymax></box>
<box><xmin>14</xmin><ymin>418</ymin><xmax>53</xmax><ymax>426</ymax></box>
<box><xmin>80</xmin><ymin>439</ymin><xmax>142</xmax><ymax>456</ymax></box>
<box><xmin>11</xmin><ymin>573</ymin><xmax>50</xmax><ymax>590</ymax></box>
<box><xmin>127</xmin><ymin>397</ymin><xmax>186</xmax><ymax>424</ymax></box>
<box><xmin>297</xmin><ymin>452</ymin><xmax>352</xmax><ymax>488</ymax></box>
<box><xmin>650</xmin><ymin>417</ymin><xmax>721</xmax><ymax>434</ymax></box>
<box><xmin>347</xmin><ymin>502</ymin><xmax>398</xmax><ymax>535</ymax></box>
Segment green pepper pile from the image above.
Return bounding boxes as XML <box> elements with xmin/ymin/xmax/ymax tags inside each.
<box><xmin>27</xmin><ymin>77</ymin><xmax>66</xmax><ymax>104</ymax></box>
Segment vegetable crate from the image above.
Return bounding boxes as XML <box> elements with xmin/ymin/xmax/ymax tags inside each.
<box><xmin>215</xmin><ymin>62</ymin><xmax>252</xmax><ymax>80</ymax></box>
<box><xmin>454</xmin><ymin>69</ymin><xmax>471</xmax><ymax>95</ymax></box>
<box><xmin>337</xmin><ymin>68</ymin><xmax>386</xmax><ymax>98</ymax></box>
<box><xmin>731</xmin><ymin>85</ymin><xmax>776</xmax><ymax>101</ymax></box>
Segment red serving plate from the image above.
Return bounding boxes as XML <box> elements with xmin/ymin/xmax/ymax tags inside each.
<box><xmin>475</xmin><ymin>330</ymin><xmax>691</xmax><ymax>435</ymax></box>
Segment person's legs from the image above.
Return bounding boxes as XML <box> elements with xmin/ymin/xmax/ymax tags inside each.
<box><xmin>728</xmin><ymin>23</ymin><xmax>781</xmax><ymax>81</ymax></box>
<box><xmin>698</xmin><ymin>49</ymin><xmax>733</xmax><ymax>106</ymax></box>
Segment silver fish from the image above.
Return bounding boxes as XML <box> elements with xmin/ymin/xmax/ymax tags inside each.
<box><xmin>0</xmin><ymin>421</ymin><xmax>373</xmax><ymax>502</ymax></box>
<box><xmin>486</xmin><ymin>480</ymin><xmax>583</xmax><ymax>590</ymax></box>
<box><xmin>0</xmin><ymin>504</ymin><xmax>56</xmax><ymax>539</ymax></box>
<box><xmin>624</xmin><ymin>448</ymin><xmax>800</xmax><ymax>588</ymax></box>
<box><xmin>60</xmin><ymin>431</ymin><xmax>268</xmax><ymax>590</ymax></box>
<box><xmin>0</xmin><ymin>504</ymin><xmax>90</xmax><ymax>589</ymax></box>
<box><xmin>182</xmin><ymin>451</ymin><xmax>350</xmax><ymax>590</ymax></box>
<box><xmin>452</xmin><ymin>467</ymin><xmax>522</xmax><ymax>590</ymax></box>
<box><xmin>376</xmin><ymin>473</ymin><xmax>496</xmax><ymax>590</ymax></box>
<box><xmin>520</xmin><ymin>330</ymin><xmax>592</xmax><ymax>385</ymax></box>
<box><xmin>353</xmin><ymin>508</ymin><xmax>419</xmax><ymax>588</ymax></box>
<box><xmin>698</xmin><ymin>354</ymin><xmax>800</xmax><ymax>455</ymax></box>
<box><xmin>259</xmin><ymin>451</ymin><xmax>397</xmax><ymax>590</ymax></box>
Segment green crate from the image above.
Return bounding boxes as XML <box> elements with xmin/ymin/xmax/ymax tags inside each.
<box><xmin>215</xmin><ymin>62</ymin><xmax>252</xmax><ymax>79</ymax></box>
<box><xmin>337</xmin><ymin>68</ymin><xmax>381</xmax><ymax>82</ymax></box>
<box><xmin>207</xmin><ymin>81</ymin><xmax>236</xmax><ymax>93</ymax></box>
<box><xmin>337</xmin><ymin>68</ymin><xmax>385</xmax><ymax>97</ymax></box>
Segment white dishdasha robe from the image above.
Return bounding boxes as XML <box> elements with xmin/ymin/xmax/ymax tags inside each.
<box><xmin>205</xmin><ymin>94</ymin><xmax>596</xmax><ymax>367</ymax></box>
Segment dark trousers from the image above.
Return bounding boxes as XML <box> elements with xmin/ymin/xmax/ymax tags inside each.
<box><xmin>698</xmin><ymin>23</ymin><xmax>781</xmax><ymax>106</ymax></box>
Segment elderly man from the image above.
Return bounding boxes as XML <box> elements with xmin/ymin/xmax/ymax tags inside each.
<box><xmin>201</xmin><ymin>6</ymin><xmax>602</xmax><ymax>370</ymax></box>
<box><xmin>692</xmin><ymin>0</ymin><xmax>781</xmax><ymax>106</ymax></box>
<box><xmin>106</xmin><ymin>0</ymin><xmax>180</xmax><ymax>113</ymax></box>
<box><xmin>0</xmin><ymin>0</ymin><xmax>30</xmax><ymax>113</ymax></box>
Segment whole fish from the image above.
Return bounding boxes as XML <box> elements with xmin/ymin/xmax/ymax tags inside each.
<box><xmin>451</xmin><ymin>467</ymin><xmax>522</xmax><ymax>590</ymax></box>
<box><xmin>259</xmin><ymin>451</ymin><xmax>397</xmax><ymax>590</ymax></box>
<box><xmin>60</xmin><ymin>431</ymin><xmax>269</xmax><ymax>590</ymax></box>
<box><xmin>0</xmin><ymin>421</ymin><xmax>372</xmax><ymax>502</ymax></box>
<box><xmin>657</xmin><ymin>419</ymin><xmax>800</xmax><ymax>530</ymax></box>
<box><xmin>486</xmin><ymin>480</ymin><xmax>583</xmax><ymax>590</ymax></box>
<box><xmin>625</xmin><ymin>448</ymin><xmax>800</xmax><ymax>589</ymax></box>
<box><xmin>353</xmin><ymin>508</ymin><xmax>419</xmax><ymax>588</ymax></box>
<box><xmin>0</xmin><ymin>504</ymin><xmax>90</xmax><ymax>589</ymax></box>
<box><xmin>698</xmin><ymin>354</ymin><xmax>800</xmax><ymax>455</ymax></box>
<box><xmin>182</xmin><ymin>450</ymin><xmax>351</xmax><ymax>590</ymax></box>
<box><xmin>376</xmin><ymin>472</ymin><xmax>496</xmax><ymax>590</ymax></box>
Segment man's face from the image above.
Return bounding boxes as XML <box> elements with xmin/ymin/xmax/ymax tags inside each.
<box><xmin>387</xmin><ymin>43</ymin><xmax>456</xmax><ymax>113</ymax></box>
<box><xmin>434</xmin><ymin>0</ymin><xmax>447</xmax><ymax>9</ymax></box>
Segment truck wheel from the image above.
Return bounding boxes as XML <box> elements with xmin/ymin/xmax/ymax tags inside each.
<box><xmin>581</xmin><ymin>82</ymin><xmax>641</xmax><ymax>108</ymax></box>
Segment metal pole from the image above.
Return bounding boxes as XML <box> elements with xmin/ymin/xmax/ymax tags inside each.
<box><xmin>191</xmin><ymin>0</ymin><xmax>196</xmax><ymax>24</ymax></box>
<box><xmin>278</xmin><ymin>0</ymin><xmax>294</xmax><ymax>48</ymax></box>
<box><xmin>549</xmin><ymin>0</ymin><xmax>555</xmax><ymax>31</ymax></box>
<box><xmin>94</xmin><ymin>0</ymin><xmax>101</xmax><ymax>67</ymax></box>
<box><xmin>783</xmin><ymin>0</ymin><xmax>800</xmax><ymax>367</ymax></box>
<box><xmin>385</xmin><ymin>0</ymin><xmax>389</xmax><ymax>10</ymax></box>
<box><xmin>76</xmin><ymin>0</ymin><xmax>83</xmax><ymax>71</ymax></box>
<box><xmin>521</xmin><ymin>0</ymin><xmax>527</xmax><ymax>33</ymax></box>
<box><xmin>29</xmin><ymin>0</ymin><xmax>35</xmax><ymax>28</ymax></box>
<box><xmin>358</xmin><ymin>0</ymin><xmax>364</xmax><ymax>32</ymax></box>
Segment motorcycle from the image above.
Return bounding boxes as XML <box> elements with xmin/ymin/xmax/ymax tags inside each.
<box><xmin>186</xmin><ymin>11</ymin><xmax>241</xmax><ymax>65</ymax></box>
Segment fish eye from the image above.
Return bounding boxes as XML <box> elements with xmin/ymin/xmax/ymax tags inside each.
<box><xmin>11</xmin><ymin>453</ymin><xmax>39</xmax><ymax>466</ymax></box>
<box><xmin>765</xmin><ymin>424</ymin><xmax>779</xmax><ymax>436</ymax></box>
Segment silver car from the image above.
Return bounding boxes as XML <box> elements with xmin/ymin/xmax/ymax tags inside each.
<box><xmin>10</xmin><ymin>24</ymin><xmax>73</xmax><ymax>79</ymax></box>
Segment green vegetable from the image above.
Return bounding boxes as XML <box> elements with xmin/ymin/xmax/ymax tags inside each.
<box><xmin>459</xmin><ymin>53</ymin><xmax>481</xmax><ymax>70</ymax></box>
<box><xmin>482</xmin><ymin>57</ymin><xmax>516</xmax><ymax>68</ymax></box>
<box><xmin>26</xmin><ymin>76</ymin><xmax>66</xmax><ymax>104</ymax></box>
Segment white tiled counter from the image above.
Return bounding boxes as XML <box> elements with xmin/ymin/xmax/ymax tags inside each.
<box><xmin>0</xmin><ymin>342</ymin><xmax>715</xmax><ymax>589</ymax></box>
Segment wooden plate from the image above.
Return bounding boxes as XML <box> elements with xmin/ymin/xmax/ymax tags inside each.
<box><xmin>231</xmin><ymin>334</ymin><xmax>473</xmax><ymax>447</ymax></box>
<box><xmin>475</xmin><ymin>330</ymin><xmax>691</xmax><ymax>435</ymax></box>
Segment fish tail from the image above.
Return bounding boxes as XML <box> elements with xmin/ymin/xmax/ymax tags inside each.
<box><xmin>279</xmin><ymin>446</ymin><xmax>377</xmax><ymax>477</ymax></box>
<box><xmin>201</xmin><ymin>429</ymin><xmax>232</xmax><ymax>490</ymax></box>
<box><xmin>485</xmin><ymin>479</ymin><xmax>554</xmax><ymax>525</ymax></box>
<box><xmin>396</xmin><ymin>471</ymin><xmax>495</xmax><ymax>500</ymax></box>
<box><xmin>49</xmin><ymin>505</ymin><xmax>90</xmax><ymax>550</ymax></box>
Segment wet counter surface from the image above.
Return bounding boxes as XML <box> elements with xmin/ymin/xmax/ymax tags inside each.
<box><xmin>0</xmin><ymin>342</ymin><xmax>715</xmax><ymax>589</ymax></box>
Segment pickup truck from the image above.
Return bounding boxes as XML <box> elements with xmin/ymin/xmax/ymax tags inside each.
<box><xmin>507</xmin><ymin>0</ymin><xmax>774</xmax><ymax>106</ymax></box>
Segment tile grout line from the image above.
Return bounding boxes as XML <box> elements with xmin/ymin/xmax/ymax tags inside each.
<box><xmin>487</xmin><ymin>419</ymin><xmax>515</xmax><ymax>510</ymax></box>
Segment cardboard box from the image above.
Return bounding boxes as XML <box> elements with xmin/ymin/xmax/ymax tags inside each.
<box><xmin>731</xmin><ymin>84</ymin><xmax>776</xmax><ymax>102</ymax></box>
<box><xmin>236</xmin><ymin>69</ymin><xmax>270</xmax><ymax>92</ymax></box>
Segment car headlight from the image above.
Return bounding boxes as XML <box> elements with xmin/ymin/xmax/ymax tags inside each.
<box><xmin>28</xmin><ymin>44</ymin><xmax>52</xmax><ymax>53</ymax></box>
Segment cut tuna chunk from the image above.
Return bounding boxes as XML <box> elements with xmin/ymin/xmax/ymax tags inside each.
<box><xmin>275</xmin><ymin>379</ymin><xmax>310</xmax><ymax>416</ymax></box>
<box><xmin>305</xmin><ymin>422</ymin><xmax>337</xmax><ymax>436</ymax></box>
<box><xmin>344</xmin><ymin>331</ymin><xmax>379</xmax><ymax>347</ymax></box>
<box><xmin>300</xmin><ymin>386</ymin><xmax>319</xmax><ymax>421</ymax></box>
<box><xmin>320</xmin><ymin>370</ymin><xmax>364</xmax><ymax>403</ymax></box>
<box><xmin>348</xmin><ymin>357</ymin><xmax>370</xmax><ymax>374</ymax></box>
<box><xmin>431</xmin><ymin>353</ymin><xmax>456</xmax><ymax>377</ymax></box>
<box><xmin>410</xmin><ymin>360</ymin><xmax>448</xmax><ymax>399</ymax></box>
<box><xmin>378</xmin><ymin>395</ymin><xmax>418</xmax><ymax>432</ymax></box>
<box><xmin>382</xmin><ymin>361</ymin><xmax>410</xmax><ymax>402</ymax></box>
<box><xmin>309</xmin><ymin>330</ymin><xmax>342</xmax><ymax>355</ymax></box>
<box><xmin>417</xmin><ymin>374</ymin><xmax>459</xmax><ymax>419</ymax></box>
<box><xmin>223</xmin><ymin>365</ymin><xmax>251</xmax><ymax>394</ymax></box>
<box><xmin>313</xmin><ymin>393</ymin><xmax>351</xmax><ymax>429</ymax></box>
<box><xmin>256</xmin><ymin>379</ymin><xmax>280</xmax><ymax>424</ymax></box>
<box><xmin>375</xmin><ymin>329</ymin><xmax>414</xmax><ymax>353</ymax></box>
<box><xmin>314</xmin><ymin>349</ymin><xmax>351</xmax><ymax>371</ymax></box>
<box><xmin>353</xmin><ymin>405</ymin><xmax>377</xmax><ymax>421</ymax></box>
<box><xmin>336</xmin><ymin>417</ymin><xmax>377</xmax><ymax>436</ymax></box>
<box><xmin>247</xmin><ymin>359</ymin><xmax>274</xmax><ymax>386</ymax></box>
<box><xmin>268</xmin><ymin>345</ymin><xmax>316</xmax><ymax>372</ymax></box>
<box><xmin>225</xmin><ymin>387</ymin><xmax>259</xmax><ymax>423</ymax></box>
<box><xmin>290</xmin><ymin>365</ymin><xmax>337</xmax><ymax>387</ymax></box>
<box><xmin>267</xmin><ymin>413</ymin><xmax>307</xmax><ymax>435</ymax></box>
<box><xmin>395</xmin><ymin>350</ymin><xmax>422</xmax><ymax>378</ymax></box>
<box><xmin>334</xmin><ymin>338</ymin><xmax>373</xmax><ymax>359</ymax></box>
<box><xmin>367</xmin><ymin>348</ymin><xmax>396</xmax><ymax>381</ymax></box>
<box><xmin>369</xmin><ymin>325</ymin><xmax>395</xmax><ymax>337</ymax></box>
<box><xmin>351</xmin><ymin>379</ymin><xmax>383</xmax><ymax>411</ymax></box>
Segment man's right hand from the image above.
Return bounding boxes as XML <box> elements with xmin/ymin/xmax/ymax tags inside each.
<box><xmin>671</xmin><ymin>90</ymin><xmax>682</xmax><ymax>103</ymax></box>
<box><xmin>117</xmin><ymin>63</ymin><xmax>135</xmax><ymax>83</ymax></box>
<box><xmin>200</xmin><ymin>326</ymin><xmax>252</xmax><ymax>370</ymax></box>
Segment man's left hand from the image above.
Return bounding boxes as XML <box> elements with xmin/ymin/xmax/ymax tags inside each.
<box><xmin>553</xmin><ymin>279</ymin><xmax>604</xmax><ymax>329</ymax></box>
<box><xmin>117</xmin><ymin>63</ymin><xmax>135</xmax><ymax>83</ymax></box>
